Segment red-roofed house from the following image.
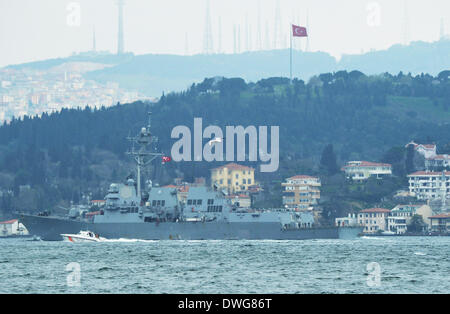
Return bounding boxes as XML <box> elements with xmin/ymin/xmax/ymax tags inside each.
<box><xmin>387</xmin><ymin>204</ymin><xmax>433</xmax><ymax>234</ymax></box>
<box><xmin>429</xmin><ymin>213</ymin><xmax>450</xmax><ymax>233</ymax></box>
<box><xmin>407</xmin><ymin>171</ymin><xmax>450</xmax><ymax>200</ymax></box>
<box><xmin>281</xmin><ymin>175</ymin><xmax>321</xmax><ymax>210</ymax></box>
<box><xmin>342</xmin><ymin>161</ymin><xmax>392</xmax><ymax>181</ymax></box>
<box><xmin>357</xmin><ymin>208</ymin><xmax>391</xmax><ymax>234</ymax></box>
<box><xmin>405</xmin><ymin>142</ymin><xmax>437</xmax><ymax>159</ymax></box>
<box><xmin>210</xmin><ymin>163</ymin><xmax>256</xmax><ymax>194</ymax></box>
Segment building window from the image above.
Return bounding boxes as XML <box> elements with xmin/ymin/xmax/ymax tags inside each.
<box><xmin>243</xmin><ymin>179</ymin><xmax>246</xmax><ymax>184</ymax></box>
<box><xmin>248</xmin><ymin>179</ymin><xmax>251</xmax><ymax>185</ymax></box>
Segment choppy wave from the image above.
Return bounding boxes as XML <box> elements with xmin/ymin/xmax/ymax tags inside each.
<box><xmin>0</xmin><ymin>237</ymin><xmax>448</xmax><ymax>294</ymax></box>
<box><xmin>103</xmin><ymin>238</ymin><xmax>158</xmax><ymax>243</ymax></box>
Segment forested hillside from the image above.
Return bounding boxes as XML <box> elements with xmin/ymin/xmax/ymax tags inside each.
<box><xmin>0</xmin><ymin>70</ymin><xmax>449</xmax><ymax>215</ymax></box>
<box><xmin>9</xmin><ymin>40</ymin><xmax>450</xmax><ymax>97</ymax></box>
<box><xmin>87</xmin><ymin>40</ymin><xmax>450</xmax><ymax>96</ymax></box>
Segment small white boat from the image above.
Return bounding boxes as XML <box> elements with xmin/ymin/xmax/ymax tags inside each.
<box><xmin>61</xmin><ymin>230</ymin><xmax>106</xmax><ymax>242</ymax></box>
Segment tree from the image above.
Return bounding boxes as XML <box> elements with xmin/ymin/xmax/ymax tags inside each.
<box><xmin>382</xmin><ymin>146</ymin><xmax>406</xmax><ymax>176</ymax></box>
<box><xmin>320</xmin><ymin>144</ymin><xmax>338</xmax><ymax>175</ymax></box>
<box><xmin>439</xmin><ymin>142</ymin><xmax>450</xmax><ymax>154</ymax></box>
<box><xmin>408</xmin><ymin>214</ymin><xmax>425</xmax><ymax>233</ymax></box>
<box><xmin>405</xmin><ymin>144</ymin><xmax>416</xmax><ymax>174</ymax></box>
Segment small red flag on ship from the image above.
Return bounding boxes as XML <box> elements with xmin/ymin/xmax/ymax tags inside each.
<box><xmin>162</xmin><ymin>156</ymin><xmax>172</xmax><ymax>163</ymax></box>
<box><xmin>292</xmin><ymin>24</ymin><xmax>308</xmax><ymax>37</ymax></box>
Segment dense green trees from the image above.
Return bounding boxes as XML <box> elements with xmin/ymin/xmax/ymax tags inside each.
<box><xmin>0</xmin><ymin>71</ymin><xmax>449</xmax><ymax>213</ymax></box>
<box><xmin>320</xmin><ymin>144</ymin><xmax>338</xmax><ymax>176</ymax></box>
<box><xmin>408</xmin><ymin>214</ymin><xmax>426</xmax><ymax>233</ymax></box>
<box><xmin>405</xmin><ymin>144</ymin><xmax>416</xmax><ymax>174</ymax></box>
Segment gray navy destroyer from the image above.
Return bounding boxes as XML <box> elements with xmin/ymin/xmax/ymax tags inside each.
<box><xmin>19</xmin><ymin>115</ymin><xmax>362</xmax><ymax>241</ymax></box>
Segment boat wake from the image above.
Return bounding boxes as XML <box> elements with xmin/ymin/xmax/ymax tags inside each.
<box><xmin>360</xmin><ymin>236</ymin><xmax>384</xmax><ymax>240</ymax></box>
<box><xmin>103</xmin><ymin>238</ymin><xmax>158</xmax><ymax>243</ymax></box>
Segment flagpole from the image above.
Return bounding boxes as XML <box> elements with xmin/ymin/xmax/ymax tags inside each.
<box><xmin>290</xmin><ymin>24</ymin><xmax>292</xmax><ymax>84</ymax></box>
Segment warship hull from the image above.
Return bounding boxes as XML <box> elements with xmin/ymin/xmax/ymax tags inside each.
<box><xmin>19</xmin><ymin>214</ymin><xmax>362</xmax><ymax>241</ymax></box>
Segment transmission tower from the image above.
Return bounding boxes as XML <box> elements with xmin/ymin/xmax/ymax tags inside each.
<box><xmin>440</xmin><ymin>18</ymin><xmax>446</xmax><ymax>40</ymax></box>
<box><xmin>233</xmin><ymin>24</ymin><xmax>237</xmax><ymax>54</ymax></box>
<box><xmin>185</xmin><ymin>32</ymin><xmax>189</xmax><ymax>55</ymax></box>
<box><xmin>203</xmin><ymin>0</ymin><xmax>214</xmax><ymax>54</ymax></box>
<box><xmin>218</xmin><ymin>16</ymin><xmax>222</xmax><ymax>53</ymax></box>
<box><xmin>273</xmin><ymin>0</ymin><xmax>283</xmax><ymax>49</ymax></box>
<box><xmin>92</xmin><ymin>26</ymin><xmax>96</xmax><ymax>52</ymax></box>
<box><xmin>305</xmin><ymin>9</ymin><xmax>310</xmax><ymax>52</ymax></box>
<box><xmin>265</xmin><ymin>20</ymin><xmax>270</xmax><ymax>50</ymax></box>
<box><xmin>257</xmin><ymin>1</ymin><xmax>262</xmax><ymax>50</ymax></box>
<box><xmin>245</xmin><ymin>13</ymin><xmax>249</xmax><ymax>51</ymax></box>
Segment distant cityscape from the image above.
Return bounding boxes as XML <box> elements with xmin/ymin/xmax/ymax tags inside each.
<box><xmin>0</xmin><ymin>62</ymin><xmax>150</xmax><ymax>123</ymax></box>
<box><xmin>1</xmin><ymin>0</ymin><xmax>449</xmax><ymax>124</ymax></box>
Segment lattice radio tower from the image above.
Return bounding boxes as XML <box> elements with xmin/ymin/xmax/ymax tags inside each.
<box><xmin>273</xmin><ymin>0</ymin><xmax>283</xmax><ymax>49</ymax></box>
<box><xmin>203</xmin><ymin>0</ymin><xmax>214</xmax><ymax>54</ymax></box>
<box><xmin>117</xmin><ymin>0</ymin><xmax>125</xmax><ymax>54</ymax></box>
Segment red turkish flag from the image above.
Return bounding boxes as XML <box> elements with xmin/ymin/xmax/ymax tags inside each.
<box><xmin>292</xmin><ymin>24</ymin><xmax>308</xmax><ymax>37</ymax></box>
<box><xmin>162</xmin><ymin>156</ymin><xmax>171</xmax><ymax>163</ymax></box>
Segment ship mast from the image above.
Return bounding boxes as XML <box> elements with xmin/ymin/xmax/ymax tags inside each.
<box><xmin>126</xmin><ymin>112</ymin><xmax>163</xmax><ymax>198</ymax></box>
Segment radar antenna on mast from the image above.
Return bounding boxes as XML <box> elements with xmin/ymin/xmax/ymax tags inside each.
<box><xmin>126</xmin><ymin>112</ymin><xmax>163</xmax><ymax>198</ymax></box>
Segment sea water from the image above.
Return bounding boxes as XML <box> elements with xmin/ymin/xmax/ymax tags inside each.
<box><xmin>0</xmin><ymin>236</ymin><xmax>448</xmax><ymax>293</ymax></box>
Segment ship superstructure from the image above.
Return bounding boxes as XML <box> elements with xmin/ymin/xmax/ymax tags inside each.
<box><xmin>18</xmin><ymin>115</ymin><xmax>362</xmax><ymax>240</ymax></box>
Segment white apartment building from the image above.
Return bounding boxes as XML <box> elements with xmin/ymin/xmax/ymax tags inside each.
<box><xmin>425</xmin><ymin>154</ymin><xmax>450</xmax><ymax>170</ymax></box>
<box><xmin>406</xmin><ymin>142</ymin><xmax>437</xmax><ymax>159</ymax></box>
<box><xmin>429</xmin><ymin>213</ymin><xmax>450</xmax><ymax>233</ymax></box>
<box><xmin>408</xmin><ymin>171</ymin><xmax>450</xmax><ymax>200</ymax></box>
<box><xmin>341</xmin><ymin>161</ymin><xmax>392</xmax><ymax>181</ymax></box>
<box><xmin>387</xmin><ymin>204</ymin><xmax>432</xmax><ymax>234</ymax></box>
<box><xmin>358</xmin><ymin>208</ymin><xmax>391</xmax><ymax>234</ymax></box>
<box><xmin>282</xmin><ymin>175</ymin><xmax>321</xmax><ymax>210</ymax></box>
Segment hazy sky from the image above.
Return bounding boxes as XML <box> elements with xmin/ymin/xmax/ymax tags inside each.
<box><xmin>0</xmin><ymin>0</ymin><xmax>449</xmax><ymax>67</ymax></box>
